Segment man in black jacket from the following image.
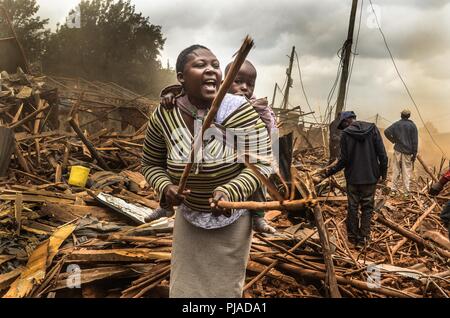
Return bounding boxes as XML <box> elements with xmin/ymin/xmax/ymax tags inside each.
<box><xmin>384</xmin><ymin>110</ymin><xmax>418</xmax><ymax>197</ymax></box>
<box><xmin>320</xmin><ymin>111</ymin><xmax>388</xmax><ymax>245</ymax></box>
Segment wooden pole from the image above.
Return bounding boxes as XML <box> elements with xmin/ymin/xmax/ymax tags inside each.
<box><xmin>390</xmin><ymin>202</ymin><xmax>436</xmax><ymax>257</ymax></box>
<box><xmin>14</xmin><ymin>192</ymin><xmax>22</xmax><ymax>235</ymax></box>
<box><xmin>217</xmin><ymin>198</ymin><xmax>315</xmax><ymax>211</ymax></box>
<box><xmin>252</xmin><ymin>256</ymin><xmax>420</xmax><ymax>298</ymax></box>
<box><xmin>416</xmin><ymin>154</ymin><xmax>439</xmax><ymax>183</ymax></box>
<box><xmin>282</xmin><ymin>46</ymin><xmax>295</xmax><ymax>110</ymax></box>
<box><xmin>300</xmin><ymin>173</ymin><xmax>341</xmax><ymax>297</ymax></box>
<box><xmin>69</xmin><ymin>117</ymin><xmax>110</xmax><ymax>170</ymax></box>
<box><xmin>271</xmin><ymin>83</ymin><xmax>278</xmax><ymax>108</ymax></box>
<box><xmin>12</xmin><ymin>140</ymin><xmax>31</xmax><ymax>173</ymax></box>
<box><xmin>334</xmin><ymin>0</ymin><xmax>358</xmax><ymax>118</ymax></box>
<box><xmin>178</xmin><ymin>36</ymin><xmax>254</xmax><ymax>193</ymax></box>
<box><xmin>8</xmin><ymin>104</ymin><xmax>50</xmax><ymax>129</ymax></box>
<box><xmin>375</xmin><ymin>213</ymin><xmax>450</xmax><ymax>259</ymax></box>
<box><xmin>313</xmin><ymin>205</ymin><xmax>341</xmax><ymax>298</ymax></box>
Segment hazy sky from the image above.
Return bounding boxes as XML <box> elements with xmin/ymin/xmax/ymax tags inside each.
<box><xmin>36</xmin><ymin>0</ymin><xmax>450</xmax><ymax>131</ymax></box>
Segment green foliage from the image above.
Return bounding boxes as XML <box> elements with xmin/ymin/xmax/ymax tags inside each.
<box><xmin>0</xmin><ymin>0</ymin><xmax>50</xmax><ymax>62</ymax></box>
<box><xmin>42</xmin><ymin>0</ymin><xmax>175</xmax><ymax>95</ymax></box>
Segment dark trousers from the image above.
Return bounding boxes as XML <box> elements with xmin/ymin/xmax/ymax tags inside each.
<box><xmin>346</xmin><ymin>183</ymin><xmax>377</xmax><ymax>240</ymax></box>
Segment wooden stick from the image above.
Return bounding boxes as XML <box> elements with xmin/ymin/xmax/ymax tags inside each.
<box><xmin>417</xmin><ymin>154</ymin><xmax>439</xmax><ymax>183</ymax></box>
<box><xmin>69</xmin><ymin>117</ymin><xmax>110</xmax><ymax>170</ymax></box>
<box><xmin>302</xmin><ymin>173</ymin><xmax>340</xmax><ymax>298</ymax></box>
<box><xmin>217</xmin><ymin>198</ymin><xmax>316</xmax><ymax>211</ymax></box>
<box><xmin>11</xmin><ymin>104</ymin><xmax>23</xmax><ymax>124</ymax></box>
<box><xmin>313</xmin><ymin>204</ymin><xmax>341</xmax><ymax>298</ymax></box>
<box><xmin>423</xmin><ymin>231</ymin><xmax>450</xmax><ymax>251</ymax></box>
<box><xmin>391</xmin><ymin>202</ymin><xmax>436</xmax><ymax>256</ymax></box>
<box><xmin>245</xmin><ymin>216</ymin><xmax>334</xmax><ymax>291</ymax></box>
<box><xmin>244</xmin><ymin>157</ymin><xmax>284</xmax><ymax>202</ymax></box>
<box><xmin>252</xmin><ymin>256</ymin><xmax>420</xmax><ymax>298</ymax></box>
<box><xmin>178</xmin><ymin>36</ymin><xmax>254</xmax><ymax>193</ymax></box>
<box><xmin>14</xmin><ymin>192</ymin><xmax>22</xmax><ymax>235</ymax></box>
<box><xmin>8</xmin><ymin>105</ymin><xmax>50</xmax><ymax>129</ymax></box>
<box><xmin>375</xmin><ymin>213</ymin><xmax>450</xmax><ymax>259</ymax></box>
<box><xmin>12</xmin><ymin>141</ymin><xmax>31</xmax><ymax>173</ymax></box>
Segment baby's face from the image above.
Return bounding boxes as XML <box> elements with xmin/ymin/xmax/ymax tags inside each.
<box><xmin>228</xmin><ymin>62</ymin><xmax>256</xmax><ymax>99</ymax></box>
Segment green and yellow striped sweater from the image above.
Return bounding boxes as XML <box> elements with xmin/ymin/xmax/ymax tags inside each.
<box><xmin>142</xmin><ymin>97</ymin><xmax>272</xmax><ymax>213</ymax></box>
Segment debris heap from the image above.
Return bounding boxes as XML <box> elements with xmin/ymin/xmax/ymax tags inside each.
<box><xmin>0</xmin><ymin>70</ymin><xmax>449</xmax><ymax>298</ymax></box>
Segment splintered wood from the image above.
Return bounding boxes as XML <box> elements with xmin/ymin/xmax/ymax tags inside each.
<box><xmin>0</xmin><ymin>69</ymin><xmax>449</xmax><ymax>298</ymax></box>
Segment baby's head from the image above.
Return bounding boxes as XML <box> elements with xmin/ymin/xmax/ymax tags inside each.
<box><xmin>225</xmin><ymin>60</ymin><xmax>257</xmax><ymax>99</ymax></box>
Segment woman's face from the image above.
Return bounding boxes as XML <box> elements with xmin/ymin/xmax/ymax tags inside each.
<box><xmin>177</xmin><ymin>48</ymin><xmax>222</xmax><ymax>106</ymax></box>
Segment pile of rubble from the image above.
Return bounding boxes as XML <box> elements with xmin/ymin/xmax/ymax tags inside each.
<box><xmin>0</xmin><ymin>70</ymin><xmax>449</xmax><ymax>298</ymax></box>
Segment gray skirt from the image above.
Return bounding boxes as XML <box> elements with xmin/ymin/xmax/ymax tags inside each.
<box><xmin>169</xmin><ymin>210</ymin><xmax>252</xmax><ymax>298</ymax></box>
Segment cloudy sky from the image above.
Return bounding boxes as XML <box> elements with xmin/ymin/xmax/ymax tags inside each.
<box><xmin>36</xmin><ymin>0</ymin><xmax>450</xmax><ymax>131</ymax></box>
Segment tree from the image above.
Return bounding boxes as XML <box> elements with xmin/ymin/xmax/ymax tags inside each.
<box><xmin>0</xmin><ymin>0</ymin><xmax>50</xmax><ymax>63</ymax></box>
<box><xmin>43</xmin><ymin>0</ymin><xmax>174</xmax><ymax>95</ymax></box>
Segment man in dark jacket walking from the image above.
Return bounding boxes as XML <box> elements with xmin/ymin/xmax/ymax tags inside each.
<box><xmin>320</xmin><ymin>111</ymin><xmax>388</xmax><ymax>245</ymax></box>
<box><xmin>384</xmin><ymin>110</ymin><xmax>418</xmax><ymax>197</ymax></box>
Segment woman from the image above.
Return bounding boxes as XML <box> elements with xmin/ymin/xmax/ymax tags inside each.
<box><xmin>141</xmin><ymin>45</ymin><xmax>272</xmax><ymax>297</ymax></box>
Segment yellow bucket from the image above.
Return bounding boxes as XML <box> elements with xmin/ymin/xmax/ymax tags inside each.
<box><xmin>68</xmin><ymin>166</ymin><xmax>90</xmax><ymax>187</ymax></box>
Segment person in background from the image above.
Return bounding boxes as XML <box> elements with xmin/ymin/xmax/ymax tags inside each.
<box><xmin>384</xmin><ymin>109</ymin><xmax>418</xmax><ymax>198</ymax></box>
<box><xmin>318</xmin><ymin>111</ymin><xmax>388</xmax><ymax>246</ymax></box>
<box><xmin>428</xmin><ymin>170</ymin><xmax>450</xmax><ymax>240</ymax></box>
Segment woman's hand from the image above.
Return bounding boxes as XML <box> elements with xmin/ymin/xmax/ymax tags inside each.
<box><xmin>162</xmin><ymin>185</ymin><xmax>190</xmax><ymax>208</ymax></box>
<box><xmin>209</xmin><ymin>190</ymin><xmax>232</xmax><ymax>217</ymax></box>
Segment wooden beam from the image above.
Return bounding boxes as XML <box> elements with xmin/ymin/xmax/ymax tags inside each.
<box><xmin>0</xmin><ymin>126</ymin><xmax>14</xmax><ymax>176</ymax></box>
<box><xmin>68</xmin><ymin>117</ymin><xmax>110</xmax><ymax>170</ymax></box>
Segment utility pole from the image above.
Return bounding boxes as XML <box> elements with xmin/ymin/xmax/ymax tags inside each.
<box><xmin>282</xmin><ymin>46</ymin><xmax>295</xmax><ymax>110</ymax></box>
<box><xmin>271</xmin><ymin>83</ymin><xmax>278</xmax><ymax>108</ymax></box>
<box><xmin>334</xmin><ymin>0</ymin><xmax>358</xmax><ymax>118</ymax></box>
<box><xmin>329</xmin><ymin>0</ymin><xmax>358</xmax><ymax>163</ymax></box>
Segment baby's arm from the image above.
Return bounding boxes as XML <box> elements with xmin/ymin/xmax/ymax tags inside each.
<box><xmin>160</xmin><ymin>84</ymin><xmax>183</xmax><ymax>109</ymax></box>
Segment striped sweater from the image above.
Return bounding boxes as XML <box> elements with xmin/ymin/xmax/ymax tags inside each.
<box><xmin>142</xmin><ymin>94</ymin><xmax>272</xmax><ymax>213</ymax></box>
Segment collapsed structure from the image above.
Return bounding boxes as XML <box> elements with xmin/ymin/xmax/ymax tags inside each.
<box><xmin>0</xmin><ymin>69</ymin><xmax>448</xmax><ymax>298</ymax></box>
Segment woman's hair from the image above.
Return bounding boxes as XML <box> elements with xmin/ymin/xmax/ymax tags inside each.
<box><xmin>176</xmin><ymin>44</ymin><xmax>210</xmax><ymax>73</ymax></box>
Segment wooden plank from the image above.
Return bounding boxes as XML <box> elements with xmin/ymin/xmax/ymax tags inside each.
<box><xmin>8</xmin><ymin>104</ymin><xmax>50</xmax><ymax>129</ymax></box>
<box><xmin>0</xmin><ymin>126</ymin><xmax>14</xmax><ymax>177</ymax></box>
<box><xmin>0</xmin><ymin>268</ymin><xmax>23</xmax><ymax>291</ymax></box>
<box><xmin>51</xmin><ymin>265</ymin><xmax>151</xmax><ymax>291</ymax></box>
<box><xmin>69</xmin><ymin>117</ymin><xmax>110</xmax><ymax>170</ymax></box>
<box><xmin>65</xmin><ymin>248</ymin><xmax>171</xmax><ymax>263</ymax></box>
<box><xmin>14</xmin><ymin>192</ymin><xmax>22</xmax><ymax>235</ymax></box>
<box><xmin>3</xmin><ymin>241</ymin><xmax>49</xmax><ymax>298</ymax></box>
<box><xmin>40</xmin><ymin>203</ymin><xmax>127</xmax><ymax>223</ymax></box>
<box><xmin>0</xmin><ymin>255</ymin><xmax>15</xmax><ymax>266</ymax></box>
<box><xmin>391</xmin><ymin>203</ymin><xmax>437</xmax><ymax>256</ymax></box>
<box><xmin>0</xmin><ymin>194</ymin><xmax>74</xmax><ymax>204</ymax></box>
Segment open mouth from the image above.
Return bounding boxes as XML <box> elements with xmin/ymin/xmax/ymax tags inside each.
<box><xmin>202</xmin><ymin>79</ymin><xmax>217</xmax><ymax>91</ymax></box>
